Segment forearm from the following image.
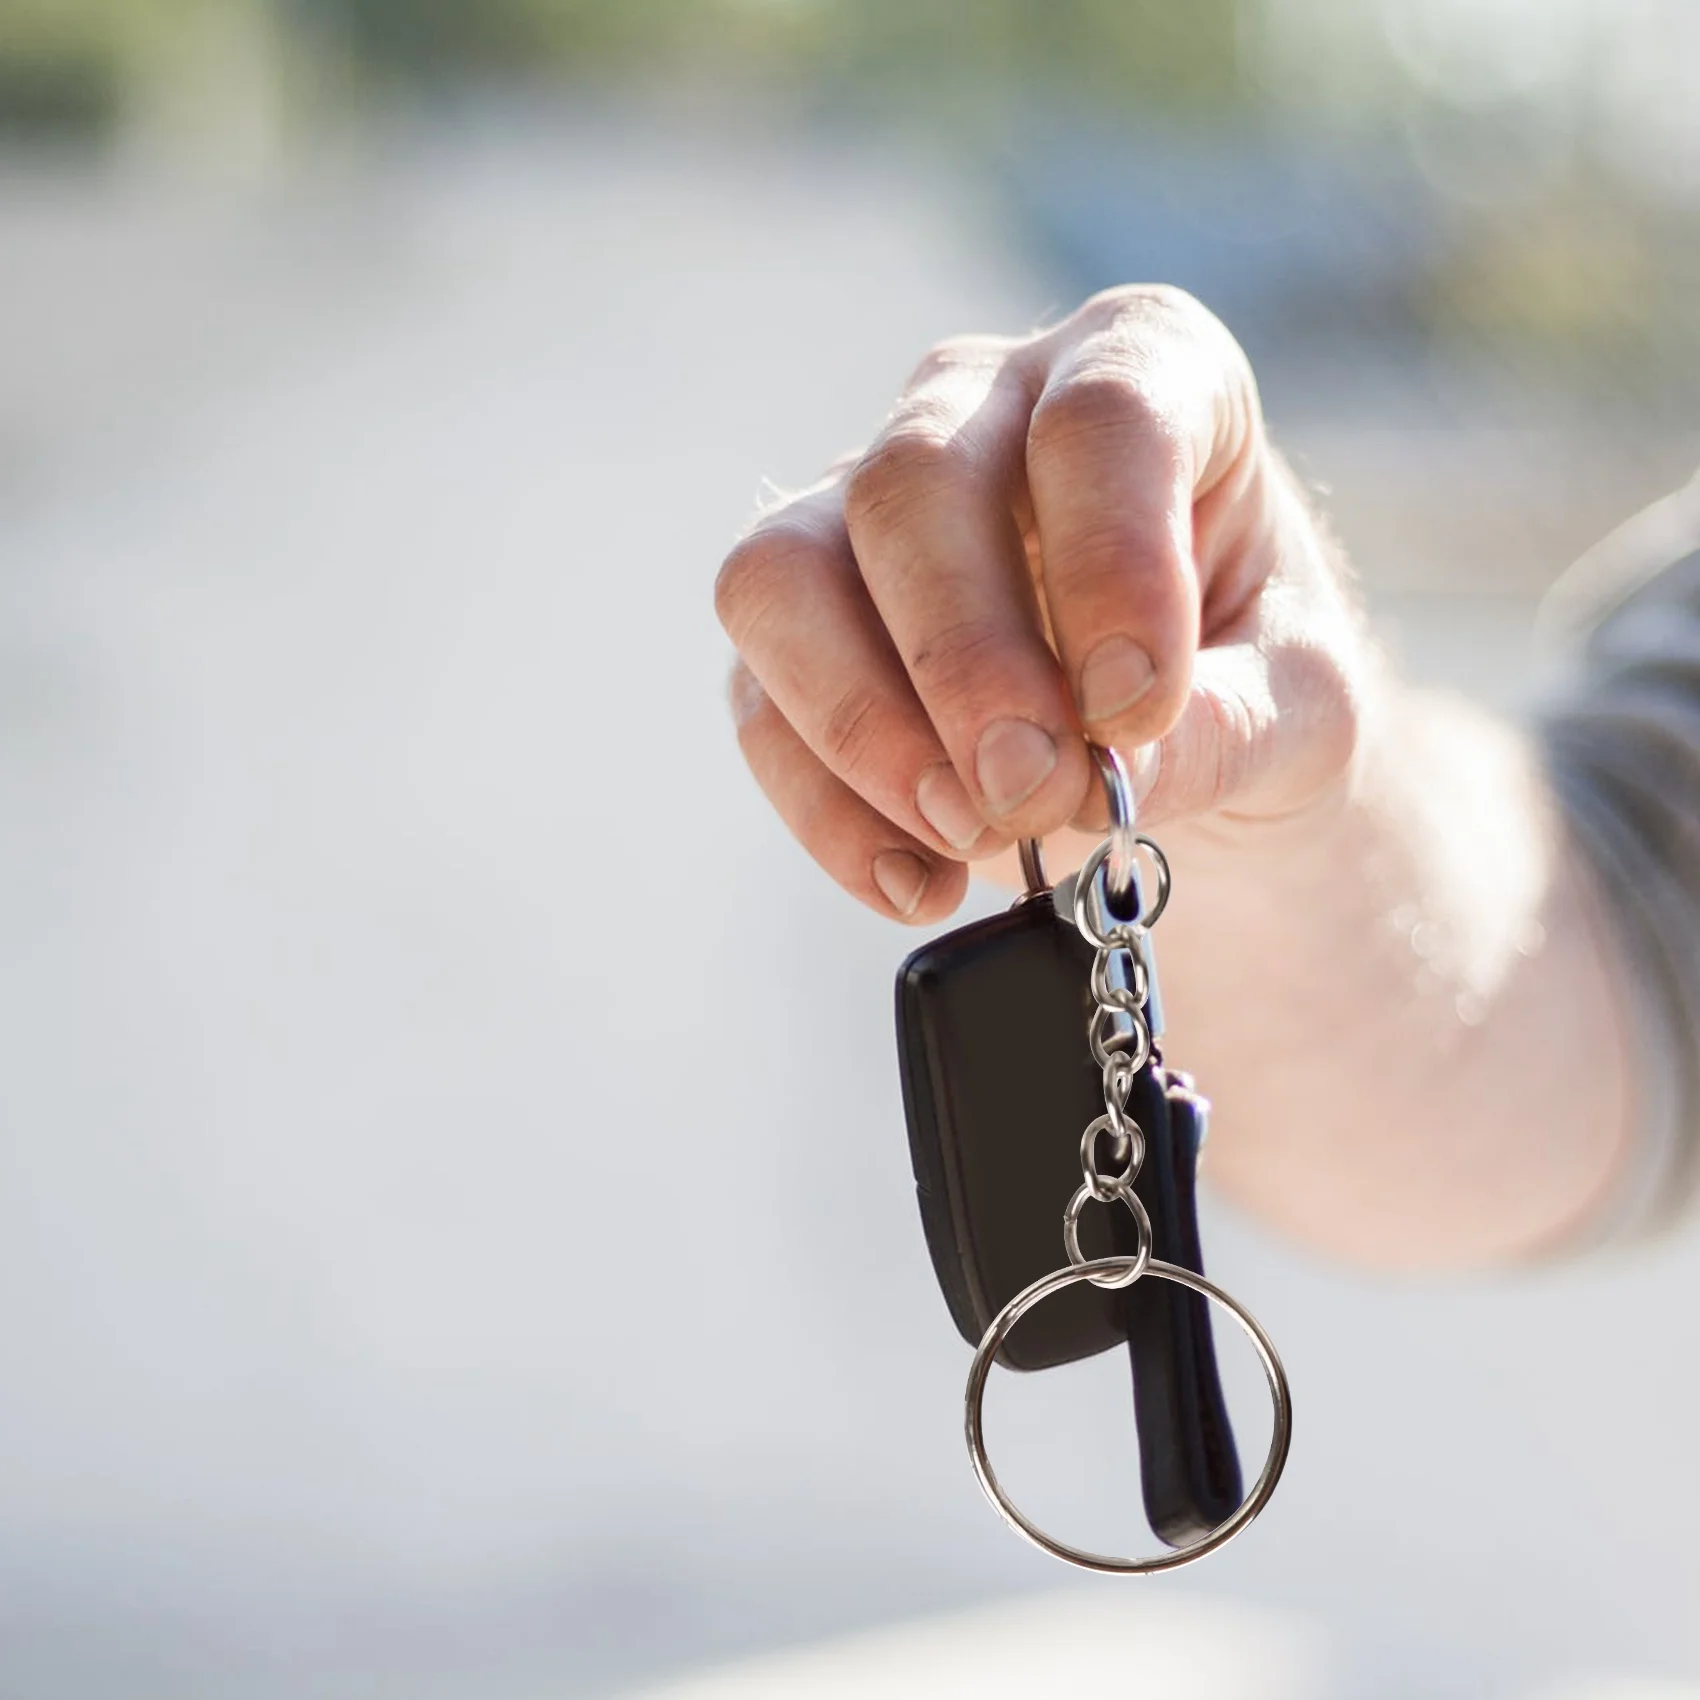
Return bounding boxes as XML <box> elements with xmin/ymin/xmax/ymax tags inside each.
<box><xmin>1038</xmin><ymin>681</ymin><xmax>1637</xmax><ymax>1267</ymax></box>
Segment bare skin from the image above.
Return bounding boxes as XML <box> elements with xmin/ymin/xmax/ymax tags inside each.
<box><xmin>715</xmin><ymin>285</ymin><xmax>1635</xmax><ymax>1267</ymax></box>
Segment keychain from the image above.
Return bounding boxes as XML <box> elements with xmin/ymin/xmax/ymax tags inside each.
<box><xmin>895</xmin><ymin>744</ymin><xmax>1291</xmax><ymax>1574</ymax></box>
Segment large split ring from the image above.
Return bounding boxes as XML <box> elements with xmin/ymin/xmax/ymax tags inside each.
<box><xmin>964</xmin><ymin>1257</ymin><xmax>1293</xmax><ymax>1575</ymax></box>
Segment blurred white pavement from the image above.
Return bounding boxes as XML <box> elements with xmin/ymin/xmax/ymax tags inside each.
<box><xmin>2</xmin><ymin>114</ymin><xmax>1700</xmax><ymax>1699</ymax></box>
<box><xmin>624</xmin><ymin>1592</ymin><xmax>1329</xmax><ymax>1700</ymax></box>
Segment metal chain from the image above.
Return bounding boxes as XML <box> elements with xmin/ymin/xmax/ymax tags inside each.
<box><xmin>1063</xmin><ymin>850</ymin><xmax>1158</xmax><ymax>1292</ymax></box>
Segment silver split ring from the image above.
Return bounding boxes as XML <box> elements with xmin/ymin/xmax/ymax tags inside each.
<box><xmin>964</xmin><ymin>1258</ymin><xmax>1294</xmax><ymax>1575</ymax></box>
<box><xmin>1062</xmin><ymin>1180</ymin><xmax>1152</xmax><ymax>1288</ymax></box>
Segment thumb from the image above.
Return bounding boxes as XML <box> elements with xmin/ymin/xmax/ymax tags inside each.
<box><xmin>1129</xmin><ymin>634</ymin><xmax>1361</xmax><ymax>830</ymax></box>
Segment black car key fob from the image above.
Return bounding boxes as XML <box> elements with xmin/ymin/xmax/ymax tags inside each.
<box><xmin>896</xmin><ymin>890</ymin><xmax>1243</xmax><ymax>1547</ymax></box>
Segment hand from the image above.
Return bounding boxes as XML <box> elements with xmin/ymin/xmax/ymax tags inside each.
<box><xmin>715</xmin><ymin>285</ymin><xmax>1371</xmax><ymax>922</ymax></box>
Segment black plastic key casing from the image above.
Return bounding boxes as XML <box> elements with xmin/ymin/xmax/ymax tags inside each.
<box><xmin>895</xmin><ymin>893</ymin><xmax>1243</xmax><ymax>1546</ymax></box>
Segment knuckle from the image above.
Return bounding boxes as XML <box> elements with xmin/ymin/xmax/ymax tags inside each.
<box><xmin>713</xmin><ymin>521</ymin><xmax>820</xmax><ymax>645</ymax></box>
<box><xmin>906</xmin><ymin>333</ymin><xmax>1009</xmax><ymax>386</ymax></box>
<box><xmin>843</xmin><ymin>421</ymin><xmax>965</xmax><ymax>535</ymax></box>
<box><xmin>1066</xmin><ymin>286</ymin><xmax>1250</xmax><ymax>399</ymax></box>
<box><xmin>1127</xmin><ymin>280</ymin><xmax>1205</xmax><ymax>323</ymax></box>
<box><xmin>1029</xmin><ymin>363</ymin><xmax>1169</xmax><ymax>461</ymax></box>
<box><xmin>1081</xmin><ymin>281</ymin><xmax>1205</xmax><ymax>335</ymax></box>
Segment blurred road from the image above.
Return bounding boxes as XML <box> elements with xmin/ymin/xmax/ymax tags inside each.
<box><xmin>2</xmin><ymin>114</ymin><xmax>1700</xmax><ymax>1699</ymax></box>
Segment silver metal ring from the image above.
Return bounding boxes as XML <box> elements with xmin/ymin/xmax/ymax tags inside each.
<box><xmin>1101</xmin><ymin>1049</ymin><xmax>1138</xmax><ymax>1109</ymax></box>
<box><xmin>964</xmin><ymin>1258</ymin><xmax>1293</xmax><ymax>1575</ymax></box>
<box><xmin>1084</xmin><ymin>1094</ymin><xmax>1140</xmax><ymax>1152</ymax></box>
<box><xmin>1089</xmin><ymin>1004</ymin><xmax>1152</xmax><ymax>1072</ymax></box>
<box><xmin>1132</xmin><ymin>837</ymin><xmax>1171</xmax><ymax>927</ymax></box>
<box><xmin>1072</xmin><ymin>837</ymin><xmax>1172</xmax><ymax>947</ymax></box>
<box><xmin>1063</xmin><ymin>1180</ymin><xmax>1152</xmax><ymax>1288</ymax></box>
<box><xmin>1090</xmin><ymin>948</ymin><xmax>1149</xmax><ymax>1011</ymax></box>
<box><xmin>1090</xmin><ymin>744</ymin><xmax>1139</xmax><ymax>915</ymax></box>
<box><xmin>1079</xmin><ymin>1112</ymin><xmax>1143</xmax><ymax>1198</ymax></box>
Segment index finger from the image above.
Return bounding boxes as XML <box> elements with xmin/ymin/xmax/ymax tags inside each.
<box><xmin>1024</xmin><ymin>287</ymin><xmax>1265</xmax><ymax>751</ymax></box>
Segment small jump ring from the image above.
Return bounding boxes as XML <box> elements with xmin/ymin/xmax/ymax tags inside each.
<box><xmin>1063</xmin><ymin>1179</ymin><xmax>1152</xmax><ymax>1288</ymax></box>
<box><xmin>965</xmin><ymin>1259</ymin><xmax>1293</xmax><ymax>1575</ymax></box>
<box><xmin>1090</xmin><ymin>948</ymin><xmax>1149</xmax><ymax>1011</ymax></box>
<box><xmin>1089</xmin><ymin>1004</ymin><xmax>1153</xmax><ymax>1072</ymax></box>
<box><xmin>1073</xmin><ymin>837</ymin><xmax>1172</xmax><ymax>946</ymax></box>
<box><xmin>1080</xmin><ymin>1112</ymin><xmax>1143</xmax><ymax>1196</ymax></box>
<box><xmin>1101</xmin><ymin>1049</ymin><xmax>1138</xmax><ymax>1108</ymax></box>
<box><xmin>1132</xmin><ymin>838</ymin><xmax>1171</xmax><ymax>928</ymax></box>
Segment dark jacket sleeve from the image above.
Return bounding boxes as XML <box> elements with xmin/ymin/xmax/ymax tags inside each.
<box><xmin>1538</xmin><ymin>479</ymin><xmax>1700</xmax><ymax>1237</ymax></box>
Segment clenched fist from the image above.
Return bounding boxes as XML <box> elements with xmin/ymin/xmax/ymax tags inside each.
<box><xmin>714</xmin><ymin>284</ymin><xmax>1635</xmax><ymax>1267</ymax></box>
<box><xmin>716</xmin><ymin>285</ymin><xmax>1367</xmax><ymax>921</ymax></box>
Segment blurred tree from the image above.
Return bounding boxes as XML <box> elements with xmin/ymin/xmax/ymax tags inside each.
<box><xmin>0</xmin><ymin>0</ymin><xmax>148</xmax><ymax>136</ymax></box>
<box><xmin>0</xmin><ymin>0</ymin><xmax>278</xmax><ymax>140</ymax></box>
<box><xmin>3</xmin><ymin>0</ymin><xmax>1696</xmax><ymax>392</ymax></box>
<box><xmin>276</xmin><ymin>0</ymin><xmax>1248</xmax><ymax>112</ymax></box>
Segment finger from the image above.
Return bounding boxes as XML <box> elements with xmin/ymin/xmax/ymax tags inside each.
<box><xmin>730</xmin><ymin>663</ymin><xmax>969</xmax><ymax>923</ymax></box>
<box><xmin>715</xmin><ymin>481</ymin><xmax>1004</xmax><ymax>860</ymax></box>
<box><xmin>1120</xmin><ymin>630</ymin><xmax>1359</xmax><ymax>832</ymax></box>
<box><xmin>842</xmin><ymin>339</ymin><xmax>1094</xmax><ymax>841</ymax></box>
<box><xmin>1029</xmin><ymin>641</ymin><xmax>1334</xmax><ymax>886</ymax></box>
<box><xmin>1025</xmin><ymin>286</ymin><xmax>1264</xmax><ymax>752</ymax></box>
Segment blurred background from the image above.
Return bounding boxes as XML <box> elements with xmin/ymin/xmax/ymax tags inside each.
<box><xmin>4</xmin><ymin>3</ymin><xmax>1700</xmax><ymax>1697</ymax></box>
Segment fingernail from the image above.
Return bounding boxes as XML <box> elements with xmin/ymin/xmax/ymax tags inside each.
<box><xmin>729</xmin><ymin>667</ymin><xmax>767</xmax><ymax>727</ymax></box>
<box><xmin>975</xmin><ymin>719</ymin><xmax>1058</xmax><ymax>816</ymax></box>
<box><xmin>1078</xmin><ymin>635</ymin><xmax>1155</xmax><ymax>726</ymax></box>
<box><xmin>873</xmin><ymin>850</ymin><xmax>929</xmax><ymax>917</ymax></box>
<box><xmin>916</xmin><ymin>764</ymin><xmax>985</xmax><ymax>851</ymax></box>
